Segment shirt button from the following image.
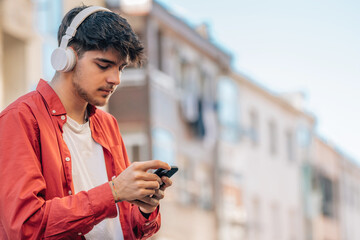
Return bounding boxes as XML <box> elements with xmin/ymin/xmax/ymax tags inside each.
<box><xmin>68</xmin><ymin>190</ymin><xmax>72</xmax><ymax>195</ymax></box>
<box><xmin>145</xmin><ymin>222</ymin><xmax>151</xmax><ymax>226</ymax></box>
<box><xmin>112</xmin><ymin>175</ymin><xmax>116</xmax><ymax>180</ymax></box>
<box><xmin>61</xmin><ymin>115</ymin><xmax>66</xmax><ymax>120</ymax></box>
<box><xmin>52</xmin><ymin>110</ymin><xmax>56</xmax><ymax>114</ymax></box>
<box><xmin>78</xmin><ymin>232</ymin><xmax>82</xmax><ymax>236</ymax></box>
<box><xmin>65</xmin><ymin>157</ymin><xmax>70</xmax><ymax>162</ymax></box>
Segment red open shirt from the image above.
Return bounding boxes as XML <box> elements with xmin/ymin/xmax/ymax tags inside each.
<box><xmin>0</xmin><ymin>79</ymin><xmax>160</xmax><ymax>239</ymax></box>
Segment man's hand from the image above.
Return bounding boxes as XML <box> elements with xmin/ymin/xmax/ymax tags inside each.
<box><xmin>109</xmin><ymin>160</ymin><xmax>170</xmax><ymax>203</ymax></box>
<box><xmin>130</xmin><ymin>176</ymin><xmax>173</xmax><ymax>214</ymax></box>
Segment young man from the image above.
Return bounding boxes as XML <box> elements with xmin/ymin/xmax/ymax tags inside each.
<box><xmin>0</xmin><ymin>5</ymin><xmax>172</xmax><ymax>240</ymax></box>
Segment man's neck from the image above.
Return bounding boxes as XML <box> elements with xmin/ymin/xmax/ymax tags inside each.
<box><xmin>49</xmin><ymin>74</ymin><xmax>88</xmax><ymax>124</ymax></box>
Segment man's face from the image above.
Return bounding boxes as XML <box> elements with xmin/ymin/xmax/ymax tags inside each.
<box><xmin>71</xmin><ymin>49</ymin><xmax>127</xmax><ymax>106</ymax></box>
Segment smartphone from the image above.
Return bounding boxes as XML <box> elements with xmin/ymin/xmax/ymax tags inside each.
<box><xmin>154</xmin><ymin>166</ymin><xmax>178</xmax><ymax>178</ymax></box>
<box><xmin>154</xmin><ymin>166</ymin><xmax>178</xmax><ymax>187</ymax></box>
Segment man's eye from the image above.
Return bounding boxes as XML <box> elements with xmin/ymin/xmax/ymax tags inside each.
<box><xmin>97</xmin><ymin>64</ymin><xmax>109</xmax><ymax>70</ymax></box>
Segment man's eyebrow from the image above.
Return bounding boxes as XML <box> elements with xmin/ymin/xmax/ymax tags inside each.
<box><xmin>94</xmin><ymin>58</ymin><xmax>128</xmax><ymax>67</ymax></box>
<box><xmin>94</xmin><ymin>58</ymin><xmax>117</xmax><ymax>65</ymax></box>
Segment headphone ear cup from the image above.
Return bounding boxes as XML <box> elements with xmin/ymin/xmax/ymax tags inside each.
<box><xmin>63</xmin><ymin>48</ymin><xmax>76</xmax><ymax>72</ymax></box>
<box><xmin>51</xmin><ymin>47</ymin><xmax>67</xmax><ymax>72</ymax></box>
<box><xmin>51</xmin><ymin>47</ymin><xmax>76</xmax><ymax>72</ymax></box>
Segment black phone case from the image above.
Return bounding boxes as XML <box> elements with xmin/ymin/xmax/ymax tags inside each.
<box><xmin>154</xmin><ymin>166</ymin><xmax>178</xmax><ymax>178</ymax></box>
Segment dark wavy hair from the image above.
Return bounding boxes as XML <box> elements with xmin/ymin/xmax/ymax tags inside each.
<box><xmin>57</xmin><ymin>5</ymin><xmax>144</xmax><ymax>66</ymax></box>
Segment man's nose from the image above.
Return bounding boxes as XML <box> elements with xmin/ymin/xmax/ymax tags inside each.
<box><xmin>107</xmin><ymin>70</ymin><xmax>121</xmax><ymax>85</ymax></box>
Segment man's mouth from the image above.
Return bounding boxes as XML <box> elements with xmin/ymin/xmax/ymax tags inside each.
<box><xmin>99</xmin><ymin>88</ymin><xmax>113</xmax><ymax>94</ymax></box>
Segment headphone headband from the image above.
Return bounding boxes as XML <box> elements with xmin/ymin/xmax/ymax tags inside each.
<box><xmin>52</xmin><ymin>6</ymin><xmax>112</xmax><ymax>72</ymax></box>
<box><xmin>60</xmin><ymin>6</ymin><xmax>111</xmax><ymax>49</ymax></box>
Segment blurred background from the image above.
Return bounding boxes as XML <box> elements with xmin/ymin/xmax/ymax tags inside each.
<box><xmin>0</xmin><ymin>0</ymin><xmax>359</xmax><ymax>239</ymax></box>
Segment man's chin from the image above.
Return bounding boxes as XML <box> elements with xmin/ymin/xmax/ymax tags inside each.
<box><xmin>88</xmin><ymin>98</ymin><xmax>108</xmax><ymax>107</ymax></box>
<box><xmin>94</xmin><ymin>101</ymin><xmax>107</xmax><ymax>107</ymax></box>
<box><xmin>95</xmin><ymin>103</ymin><xmax>106</xmax><ymax>107</ymax></box>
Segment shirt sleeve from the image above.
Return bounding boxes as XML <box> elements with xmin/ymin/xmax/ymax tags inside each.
<box><xmin>0</xmin><ymin>106</ymin><xmax>117</xmax><ymax>239</ymax></box>
<box><xmin>131</xmin><ymin>205</ymin><xmax>161</xmax><ymax>239</ymax></box>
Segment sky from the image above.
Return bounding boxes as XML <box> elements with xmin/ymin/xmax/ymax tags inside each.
<box><xmin>156</xmin><ymin>0</ymin><xmax>360</xmax><ymax>163</ymax></box>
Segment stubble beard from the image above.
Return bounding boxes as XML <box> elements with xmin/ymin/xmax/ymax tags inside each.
<box><xmin>72</xmin><ymin>75</ymin><xmax>108</xmax><ymax>107</ymax></box>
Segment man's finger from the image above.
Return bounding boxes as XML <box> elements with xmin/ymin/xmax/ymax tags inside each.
<box><xmin>137</xmin><ymin>188</ymin><xmax>156</xmax><ymax>198</ymax></box>
<box><xmin>136</xmin><ymin>160</ymin><xmax>170</xmax><ymax>171</ymax></box>
<box><xmin>141</xmin><ymin>172</ymin><xmax>161</xmax><ymax>182</ymax></box>
<box><xmin>160</xmin><ymin>176</ymin><xmax>172</xmax><ymax>190</ymax></box>
<box><xmin>152</xmin><ymin>189</ymin><xmax>164</xmax><ymax>200</ymax></box>
<box><xmin>137</xmin><ymin>180</ymin><xmax>160</xmax><ymax>190</ymax></box>
<box><xmin>139</xmin><ymin>196</ymin><xmax>159</xmax><ymax>206</ymax></box>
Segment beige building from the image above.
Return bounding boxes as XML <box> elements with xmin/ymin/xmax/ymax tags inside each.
<box><xmin>307</xmin><ymin>137</ymin><xmax>341</xmax><ymax>240</ymax></box>
<box><xmin>0</xmin><ymin>0</ymin><xmax>41</xmax><ymax>110</ymax></box>
<box><xmin>0</xmin><ymin>0</ymin><xmax>105</xmax><ymax>110</ymax></box>
<box><xmin>217</xmin><ymin>72</ymin><xmax>316</xmax><ymax>240</ymax></box>
<box><xmin>339</xmin><ymin>153</ymin><xmax>360</xmax><ymax>240</ymax></box>
<box><xmin>106</xmin><ymin>1</ymin><xmax>231</xmax><ymax>240</ymax></box>
<box><xmin>308</xmin><ymin>137</ymin><xmax>360</xmax><ymax>240</ymax></box>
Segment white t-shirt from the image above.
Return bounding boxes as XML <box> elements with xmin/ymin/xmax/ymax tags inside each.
<box><xmin>62</xmin><ymin>115</ymin><xmax>124</xmax><ymax>240</ymax></box>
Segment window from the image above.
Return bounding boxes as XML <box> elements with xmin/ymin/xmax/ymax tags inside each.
<box><xmin>152</xmin><ymin>128</ymin><xmax>175</xmax><ymax>166</ymax></box>
<box><xmin>197</xmin><ymin>163</ymin><xmax>213</xmax><ymax>210</ymax></box>
<box><xmin>177</xmin><ymin>155</ymin><xmax>195</xmax><ymax>206</ymax></box>
<box><xmin>179</xmin><ymin>63</ymin><xmax>199</xmax><ymax>123</ymax></box>
<box><xmin>271</xmin><ymin>202</ymin><xmax>281</xmax><ymax>240</ymax></box>
<box><xmin>33</xmin><ymin>0</ymin><xmax>63</xmax><ymax>80</ymax></box>
<box><xmin>157</xmin><ymin>28</ymin><xmax>163</xmax><ymax>71</ymax></box>
<box><xmin>268</xmin><ymin>120</ymin><xmax>277</xmax><ymax>155</ymax></box>
<box><xmin>249</xmin><ymin>109</ymin><xmax>259</xmax><ymax>146</ymax></box>
<box><xmin>286</xmin><ymin>130</ymin><xmax>294</xmax><ymax>162</ymax></box>
<box><xmin>123</xmin><ymin>132</ymin><xmax>148</xmax><ymax>162</ymax></box>
<box><xmin>34</xmin><ymin>0</ymin><xmax>63</xmax><ymax>36</ymax></box>
<box><xmin>179</xmin><ymin>64</ymin><xmax>208</xmax><ymax>138</ymax></box>
<box><xmin>173</xmin><ymin>55</ymin><xmax>185</xmax><ymax>90</ymax></box>
<box><xmin>297</xmin><ymin>125</ymin><xmax>311</xmax><ymax>148</ymax></box>
<box><xmin>252</xmin><ymin>197</ymin><xmax>262</xmax><ymax>238</ymax></box>
<box><xmin>217</xmin><ymin>77</ymin><xmax>239</xmax><ymax>142</ymax></box>
<box><xmin>126</xmin><ymin>144</ymin><xmax>146</xmax><ymax>162</ymax></box>
<box><xmin>132</xmin><ymin>145</ymin><xmax>141</xmax><ymax>162</ymax></box>
<box><xmin>320</xmin><ymin>176</ymin><xmax>334</xmax><ymax>218</ymax></box>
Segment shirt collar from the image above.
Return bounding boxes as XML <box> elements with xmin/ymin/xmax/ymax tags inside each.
<box><xmin>36</xmin><ymin>79</ymin><xmax>97</xmax><ymax>118</ymax></box>
<box><xmin>36</xmin><ymin>79</ymin><xmax>67</xmax><ymax>116</ymax></box>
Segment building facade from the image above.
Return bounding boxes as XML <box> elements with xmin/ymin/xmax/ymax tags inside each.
<box><xmin>217</xmin><ymin>72</ymin><xmax>315</xmax><ymax>240</ymax></box>
<box><xmin>339</xmin><ymin>153</ymin><xmax>360</xmax><ymax>240</ymax></box>
<box><xmin>0</xmin><ymin>0</ymin><xmax>42</xmax><ymax>110</ymax></box>
<box><xmin>106</xmin><ymin>1</ymin><xmax>231</xmax><ymax>239</ymax></box>
<box><xmin>305</xmin><ymin>137</ymin><xmax>341</xmax><ymax>240</ymax></box>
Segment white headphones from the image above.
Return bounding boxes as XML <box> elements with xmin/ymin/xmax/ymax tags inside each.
<box><xmin>51</xmin><ymin>6</ymin><xmax>111</xmax><ymax>72</ymax></box>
